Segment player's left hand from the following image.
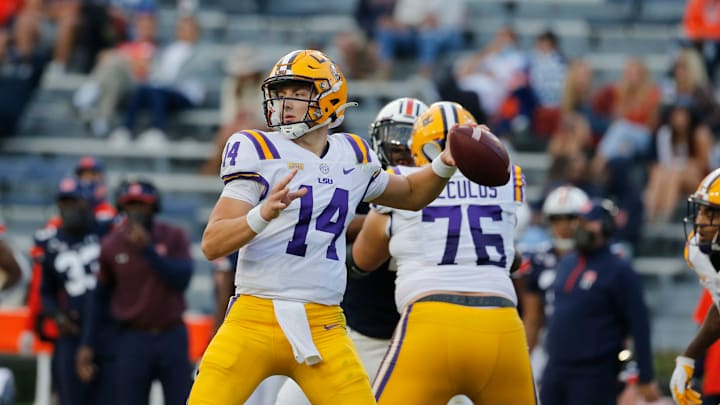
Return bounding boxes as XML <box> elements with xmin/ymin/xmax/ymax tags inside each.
<box><xmin>670</xmin><ymin>356</ymin><xmax>701</xmax><ymax>405</ymax></box>
<box><xmin>260</xmin><ymin>169</ymin><xmax>308</xmax><ymax>221</ymax></box>
<box><xmin>76</xmin><ymin>345</ymin><xmax>96</xmax><ymax>382</ymax></box>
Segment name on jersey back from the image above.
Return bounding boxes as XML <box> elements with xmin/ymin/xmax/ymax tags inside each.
<box><xmin>437</xmin><ymin>179</ymin><xmax>498</xmax><ymax>200</ymax></box>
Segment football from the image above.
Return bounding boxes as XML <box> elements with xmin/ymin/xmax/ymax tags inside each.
<box><xmin>448</xmin><ymin>125</ymin><xmax>510</xmax><ymax>187</ymax></box>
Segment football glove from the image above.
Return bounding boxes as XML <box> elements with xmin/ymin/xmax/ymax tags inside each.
<box><xmin>670</xmin><ymin>356</ymin><xmax>701</xmax><ymax>405</ymax></box>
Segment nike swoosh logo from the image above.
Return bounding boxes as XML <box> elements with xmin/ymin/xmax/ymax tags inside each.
<box><xmin>343</xmin><ymin>168</ymin><xmax>355</xmax><ymax>175</ymax></box>
<box><xmin>323</xmin><ymin>323</ymin><xmax>340</xmax><ymax>331</ymax></box>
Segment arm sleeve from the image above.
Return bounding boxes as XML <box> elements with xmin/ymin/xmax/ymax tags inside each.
<box><xmin>615</xmin><ymin>263</ymin><xmax>654</xmax><ymax>383</ymax></box>
<box><xmin>142</xmin><ymin>228</ymin><xmax>193</xmax><ymax>291</ymax></box>
<box><xmin>83</xmin><ymin>243</ymin><xmax>114</xmax><ymax>347</ymax></box>
<box><xmin>39</xmin><ymin>258</ymin><xmax>60</xmax><ymax>316</ymax></box>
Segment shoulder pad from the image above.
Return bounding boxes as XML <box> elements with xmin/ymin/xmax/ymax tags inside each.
<box><xmin>220</xmin><ymin>130</ymin><xmax>277</xmax><ymax>183</ymax></box>
<box><xmin>340</xmin><ymin>133</ymin><xmax>373</xmax><ymax>164</ymax></box>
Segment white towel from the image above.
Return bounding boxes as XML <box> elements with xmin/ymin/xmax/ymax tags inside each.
<box><xmin>273</xmin><ymin>300</ymin><xmax>322</xmax><ymax>366</ymax></box>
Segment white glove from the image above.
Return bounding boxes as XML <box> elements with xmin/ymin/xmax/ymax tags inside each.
<box><xmin>669</xmin><ymin>356</ymin><xmax>701</xmax><ymax>405</ymax></box>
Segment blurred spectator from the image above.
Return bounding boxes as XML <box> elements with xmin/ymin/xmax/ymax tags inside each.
<box><xmin>560</xmin><ymin>59</ymin><xmax>608</xmax><ymax>140</ymax></box>
<box><xmin>199</xmin><ymin>43</ymin><xmax>268</xmax><ymax>175</ymax></box>
<box><xmin>110</xmin><ymin>15</ymin><xmax>204</xmax><ymax>146</ymax></box>
<box><xmin>644</xmin><ymin>101</ymin><xmax>713</xmax><ymax>223</ymax></box>
<box><xmin>78</xmin><ymin>178</ymin><xmax>193</xmax><ymax>405</ymax></box>
<box><xmin>323</xmin><ymin>0</ymin><xmax>396</xmax><ymax>79</ymax></box>
<box><xmin>36</xmin><ymin>177</ymin><xmax>114</xmax><ymax>405</ymax></box>
<box><xmin>592</xmin><ymin>58</ymin><xmax>661</xmax><ymax>174</ymax></box>
<box><xmin>73</xmin><ymin>8</ymin><xmax>157</xmax><ymax>137</ymax></box>
<box><xmin>527</xmin><ymin>30</ymin><xmax>567</xmax><ymax>138</ymax></box>
<box><xmin>660</xmin><ymin>47</ymin><xmax>720</xmax><ymax>133</ymax></box>
<box><xmin>20</xmin><ymin>0</ymin><xmax>125</xmax><ymax>75</ymax></box>
<box><xmin>683</xmin><ymin>0</ymin><xmax>720</xmax><ymax>84</ymax></box>
<box><xmin>375</xmin><ymin>0</ymin><xmax>465</xmax><ymax>79</ymax></box>
<box><xmin>455</xmin><ymin>27</ymin><xmax>527</xmax><ymax>123</ymax></box>
<box><xmin>547</xmin><ymin>113</ymin><xmax>593</xmax><ymax>159</ymax></box>
<box><xmin>0</xmin><ymin>17</ymin><xmax>49</xmax><ymax>137</ymax></box>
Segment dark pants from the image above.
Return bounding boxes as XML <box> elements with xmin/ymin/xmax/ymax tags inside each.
<box><xmin>114</xmin><ymin>324</ymin><xmax>192</xmax><ymax>405</ymax></box>
<box><xmin>540</xmin><ymin>361</ymin><xmax>622</xmax><ymax>405</ymax></box>
<box><xmin>123</xmin><ymin>85</ymin><xmax>194</xmax><ymax>131</ymax></box>
<box><xmin>53</xmin><ymin>335</ymin><xmax>113</xmax><ymax>405</ymax></box>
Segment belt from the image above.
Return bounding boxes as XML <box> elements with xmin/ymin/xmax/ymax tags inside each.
<box><xmin>416</xmin><ymin>294</ymin><xmax>515</xmax><ymax>308</ymax></box>
<box><xmin>120</xmin><ymin>319</ymin><xmax>184</xmax><ymax>334</ymax></box>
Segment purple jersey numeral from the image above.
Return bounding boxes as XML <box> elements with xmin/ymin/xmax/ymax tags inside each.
<box><xmin>422</xmin><ymin>206</ymin><xmax>461</xmax><ymax>264</ymax></box>
<box><xmin>222</xmin><ymin>141</ymin><xmax>240</xmax><ymax>168</ymax></box>
<box><xmin>286</xmin><ymin>186</ymin><xmax>350</xmax><ymax>261</ymax></box>
<box><xmin>422</xmin><ymin>204</ymin><xmax>506</xmax><ymax>267</ymax></box>
<box><xmin>467</xmin><ymin>205</ymin><xmax>506</xmax><ymax>267</ymax></box>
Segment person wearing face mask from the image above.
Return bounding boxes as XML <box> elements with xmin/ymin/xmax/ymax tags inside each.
<box><xmin>517</xmin><ymin>185</ymin><xmax>589</xmax><ymax>383</ymax></box>
<box><xmin>540</xmin><ymin>198</ymin><xmax>661</xmax><ymax>405</ymax></box>
<box><xmin>35</xmin><ymin>177</ymin><xmax>114</xmax><ymax>405</ymax></box>
<box><xmin>76</xmin><ymin>178</ymin><xmax>194</xmax><ymax>405</ymax></box>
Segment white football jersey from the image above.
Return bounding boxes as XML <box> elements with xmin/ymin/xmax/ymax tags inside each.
<box><xmin>384</xmin><ymin>165</ymin><xmax>525</xmax><ymax>312</ymax></box>
<box><xmin>219</xmin><ymin>130</ymin><xmax>389</xmax><ymax>305</ymax></box>
<box><xmin>686</xmin><ymin>233</ymin><xmax>720</xmax><ymax>308</ymax></box>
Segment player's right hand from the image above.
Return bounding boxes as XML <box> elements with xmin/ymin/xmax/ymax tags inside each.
<box><xmin>76</xmin><ymin>346</ymin><xmax>96</xmax><ymax>382</ymax></box>
<box><xmin>260</xmin><ymin>169</ymin><xmax>308</xmax><ymax>221</ymax></box>
<box><xmin>670</xmin><ymin>356</ymin><xmax>701</xmax><ymax>405</ymax></box>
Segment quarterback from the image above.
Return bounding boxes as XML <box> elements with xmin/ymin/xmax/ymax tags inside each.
<box><xmin>187</xmin><ymin>50</ymin><xmax>466</xmax><ymax>405</ymax></box>
<box><xmin>352</xmin><ymin>101</ymin><xmax>536</xmax><ymax>404</ymax></box>
<box><xmin>671</xmin><ymin>168</ymin><xmax>720</xmax><ymax>405</ymax></box>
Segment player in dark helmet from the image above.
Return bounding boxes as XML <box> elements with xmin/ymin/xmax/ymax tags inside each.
<box><xmin>35</xmin><ymin>177</ymin><xmax>114</xmax><ymax>405</ymax></box>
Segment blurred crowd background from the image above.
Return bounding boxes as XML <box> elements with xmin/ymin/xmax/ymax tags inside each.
<box><xmin>0</xmin><ymin>0</ymin><xmax>719</xmax><ymax>402</ymax></box>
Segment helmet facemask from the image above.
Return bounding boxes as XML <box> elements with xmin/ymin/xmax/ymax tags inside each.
<box><xmin>685</xmin><ymin>197</ymin><xmax>720</xmax><ymax>254</ymax></box>
<box><xmin>262</xmin><ymin>78</ymin><xmax>324</xmax><ymax>139</ymax></box>
<box><xmin>370</xmin><ymin>121</ymin><xmax>414</xmax><ymax>167</ymax></box>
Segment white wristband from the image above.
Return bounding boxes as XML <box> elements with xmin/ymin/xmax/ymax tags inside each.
<box><xmin>431</xmin><ymin>155</ymin><xmax>457</xmax><ymax>178</ymax></box>
<box><xmin>246</xmin><ymin>205</ymin><xmax>270</xmax><ymax>234</ymax></box>
<box><xmin>676</xmin><ymin>356</ymin><xmax>695</xmax><ymax>367</ymax></box>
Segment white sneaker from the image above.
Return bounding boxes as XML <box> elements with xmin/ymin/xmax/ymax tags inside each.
<box><xmin>108</xmin><ymin>126</ymin><xmax>132</xmax><ymax>146</ymax></box>
<box><xmin>90</xmin><ymin>119</ymin><xmax>110</xmax><ymax>137</ymax></box>
<box><xmin>73</xmin><ymin>81</ymin><xmax>100</xmax><ymax>110</ymax></box>
<box><xmin>137</xmin><ymin>128</ymin><xmax>167</xmax><ymax>148</ymax></box>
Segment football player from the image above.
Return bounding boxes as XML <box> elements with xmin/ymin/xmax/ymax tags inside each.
<box><xmin>36</xmin><ymin>178</ymin><xmax>114</xmax><ymax>405</ymax></box>
<box><xmin>22</xmin><ymin>156</ymin><xmax>116</xmax><ymax>351</ymax></box>
<box><xmin>188</xmin><ymin>50</ymin><xmax>466</xmax><ymax>405</ymax></box>
<box><xmin>671</xmin><ymin>168</ymin><xmax>720</xmax><ymax>405</ymax></box>
<box><xmin>351</xmin><ymin>101</ymin><xmax>535</xmax><ymax>404</ymax></box>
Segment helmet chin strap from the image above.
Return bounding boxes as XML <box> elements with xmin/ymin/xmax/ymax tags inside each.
<box><xmin>279</xmin><ymin>102</ymin><xmax>359</xmax><ymax>140</ymax></box>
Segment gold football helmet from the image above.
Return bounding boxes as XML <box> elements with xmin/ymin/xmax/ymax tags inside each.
<box><xmin>410</xmin><ymin>101</ymin><xmax>476</xmax><ymax>166</ymax></box>
<box><xmin>262</xmin><ymin>49</ymin><xmax>354</xmax><ymax>139</ymax></box>
<box><xmin>685</xmin><ymin>167</ymin><xmax>720</xmax><ymax>254</ymax></box>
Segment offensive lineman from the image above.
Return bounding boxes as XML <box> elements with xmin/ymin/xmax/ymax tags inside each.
<box><xmin>352</xmin><ymin>101</ymin><xmax>536</xmax><ymax>404</ymax></box>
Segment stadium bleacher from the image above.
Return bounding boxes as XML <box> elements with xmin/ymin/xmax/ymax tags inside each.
<box><xmin>0</xmin><ymin>0</ymin><xmax>700</xmax><ymax>354</ymax></box>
